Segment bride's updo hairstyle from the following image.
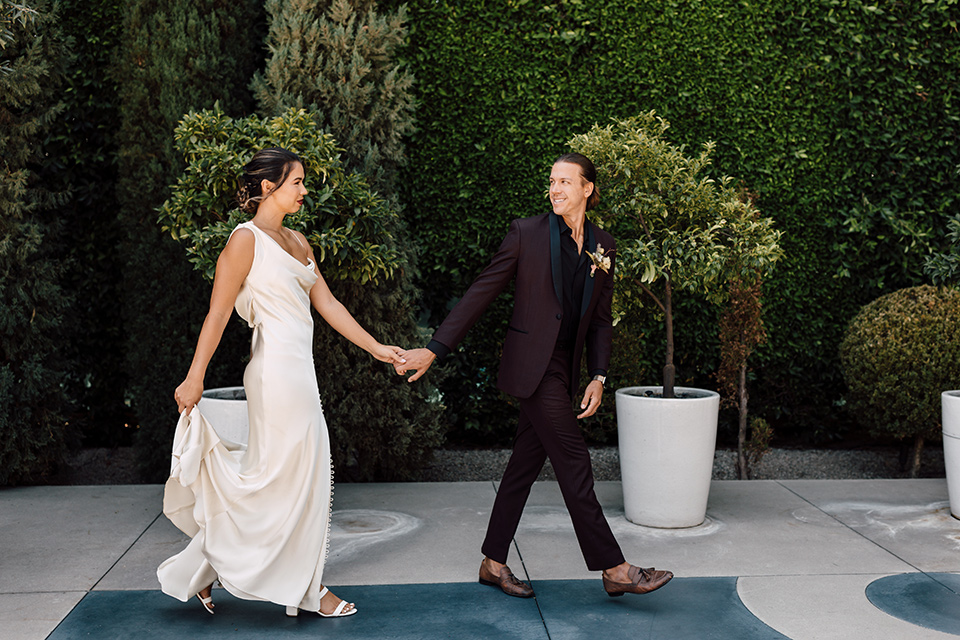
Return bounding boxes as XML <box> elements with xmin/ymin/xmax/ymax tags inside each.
<box><xmin>237</xmin><ymin>147</ymin><xmax>305</xmax><ymax>214</ymax></box>
<box><xmin>554</xmin><ymin>152</ymin><xmax>600</xmax><ymax>211</ymax></box>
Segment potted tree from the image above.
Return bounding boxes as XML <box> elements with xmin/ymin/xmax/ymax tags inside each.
<box><xmin>570</xmin><ymin>113</ymin><xmax>783</xmax><ymax>527</ymax></box>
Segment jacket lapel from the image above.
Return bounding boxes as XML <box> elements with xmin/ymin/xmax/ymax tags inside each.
<box><xmin>549</xmin><ymin>212</ymin><xmax>562</xmax><ymax>306</ymax></box>
<box><xmin>580</xmin><ymin>221</ymin><xmax>596</xmax><ymax>319</ymax></box>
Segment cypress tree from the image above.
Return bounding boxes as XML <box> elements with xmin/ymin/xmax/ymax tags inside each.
<box><xmin>251</xmin><ymin>0</ymin><xmax>444</xmax><ymax>480</ymax></box>
<box><xmin>0</xmin><ymin>0</ymin><xmax>71</xmax><ymax>484</ymax></box>
<box><xmin>252</xmin><ymin>0</ymin><xmax>415</xmax><ymax>195</ymax></box>
<box><xmin>114</xmin><ymin>0</ymin><xmax>262</xmax><ymax>479</ymax></box>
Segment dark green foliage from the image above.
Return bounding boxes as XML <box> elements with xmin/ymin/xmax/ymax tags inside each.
<box><xmin>160</xmin><ymin>108</ymin><xmax>402</xmax><ymax>284</ymax></box>
<box><xmin>113</xmin><ymin>0</ymin><xmax>262</xmax><ymax>480</ymax></box>
<box><xmin>925</xmin><ymin>215</ymin><xmax>960</xmax><ymax>286</ymax></box>
<box><xmin>0</xmin><ymin>1</ymin><xmax>37</xmax><ymax>52</ymax></box>
<box><xmin>840</xmin><ymin>286</ymin><xmax>960</xmax><ymax>474</ymax></box>
<box><xmin>159</xmin><ymin>108</ymin><xmax>445</xmax><ymax>480</ymax></box>
<box><xmin>252</xmin><ymin>0</ymin><xmax>415</xmax><ymax>195</ymax></box>
<box><xmin>48</xmin><ymin>0</ymin><xmax>130</xmax><ymax>447</ymax></box>
<box><xmin>393</xmin><ymin>0</ymin><xmax>960</xmax><ymax>443</ymax></box>
<box><xmin>0</xmin><ymin>0</ymin><xmax>71</xmax><ymax>484</ymax></box>
<box><xmin>316</xmin><ymin>276</ymin><xmax>446</xmax><ymax>480</ymax></box>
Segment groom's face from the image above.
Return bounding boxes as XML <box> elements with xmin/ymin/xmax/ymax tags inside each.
<box><xmin>549</xmin><ymin>162</ymin><xmax>593</xmax><ymax>218</ymax></box>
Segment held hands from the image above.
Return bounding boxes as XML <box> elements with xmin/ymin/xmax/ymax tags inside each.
<box><xmin>393</xmin><ymin>348</ymin><xmax>436</xmax><ymax>382</ymax></box>
<box><xmin>175</xmin><ymin>377</ymin><xmax>204</xmax><ymax>414</ymax></box>
<box><xmin>577</xmin><ymin>380</ymin><xmax>604</xmax><ymax>419</ymax></box>
<box><xmin>370</xmin><ymin>344</ymin><xmax>407</xmax><ymax>366</ymax></box>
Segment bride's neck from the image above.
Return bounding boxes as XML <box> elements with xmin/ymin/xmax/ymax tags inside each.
<box><xmin>252</xmin><ymin>208</ymin><xmax>285</xmax><ymax>232</ymax></box>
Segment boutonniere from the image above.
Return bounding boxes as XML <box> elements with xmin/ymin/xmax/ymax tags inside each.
<box><xmin>585</xmin><ymin>244</ymin><xmax>611</xmax><ymax>278</ymax></box>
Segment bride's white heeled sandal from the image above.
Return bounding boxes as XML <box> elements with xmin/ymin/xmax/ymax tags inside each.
<box><xmin>285</xmin><ymin>587</ymin><xmax>357</xmax><ymax>618</ymax></box>
<box><xmin>196</xmin><ymin>593</ymin><xmax>214</xmax><ymax>614</ymax></box>
<box><xmin>318</xmin><ymin>586</ymin><xmax>357</xmax><ymax>617</ymax></box>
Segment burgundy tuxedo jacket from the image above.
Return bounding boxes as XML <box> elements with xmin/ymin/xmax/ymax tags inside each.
<box><xmin>431</xmin><ymin>212</ymin><xmax>615</xmax><ymax>400</ymax></box>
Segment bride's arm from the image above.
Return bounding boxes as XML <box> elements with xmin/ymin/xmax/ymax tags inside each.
<box><xmin>303</xmin><ymin>236</ymin><xmax>405</xmax><ymax>366</ymax></box>
<box><xmin>174</xmin><ymin>229</ymin><xmax>254</xmax><ymax>413</ymax></box>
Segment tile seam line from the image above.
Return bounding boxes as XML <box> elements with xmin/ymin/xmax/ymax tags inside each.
<box><xmin>773</xmin><ymin>479</ymin><xmax>954</xmax><ymax>589</ymax></box>
<box><xmin>492</xmin><ymin>478</ymin><xmax>552</xmax><ymax>639</ymax></box>
<box><xmin>513</xmin><ymin>533</ymin><xmax>551</xmax><ymax>639</ymax></box>
<box><xmin>89</xmin><ymin>511</ymin><xmax>164</xmax><ymax>591</ymax></box>
<box><xmin>45</xmin><ymin>510</ymin><xmax>163</xmax><ymax>640</ymax></box>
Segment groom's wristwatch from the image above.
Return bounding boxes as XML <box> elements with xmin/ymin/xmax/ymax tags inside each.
<box><xmin>592</xmin><ymin>375</ymin><xmax>606</xmax><ymax>387</ymax></box>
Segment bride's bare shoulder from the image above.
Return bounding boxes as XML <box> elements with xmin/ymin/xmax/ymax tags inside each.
<box><xmin>220</xmin><ymin>227</ymin><xmax>255</xmax><ymax>264</ymax></box>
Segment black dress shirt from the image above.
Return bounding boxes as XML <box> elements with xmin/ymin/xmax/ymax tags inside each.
<box><xmin>557</xmin><ymin>221</ymin><xmax>588</xmax><ymax>346</ymax></box>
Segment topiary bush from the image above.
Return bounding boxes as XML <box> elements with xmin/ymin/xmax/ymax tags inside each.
<box><xmin>840</xmin><ymin>285</ymin><xmax>960</xmax><ymax>477</ymax></box>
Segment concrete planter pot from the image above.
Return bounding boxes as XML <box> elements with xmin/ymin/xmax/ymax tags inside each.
<box><xmin>197</xmin><ymin>386</ymin><xmax>248</xmax><ymax>445</ymax></box>
<box><xmin>942</xmin><ymin>391</ymin><xmax>960</xmax><ymax>519</ymax></box>
<box><xmin>615</xmin><ymin>386</ymin><xmax>720</xmax><ymax>528</ymax></box>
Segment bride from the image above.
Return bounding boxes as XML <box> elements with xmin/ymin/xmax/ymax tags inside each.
<box><xmin>158</xmin><ymin>147</ymin><xmax>405</xmax><ymax>618</ymax></box>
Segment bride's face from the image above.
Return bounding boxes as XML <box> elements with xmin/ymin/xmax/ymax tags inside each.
<box><xmin>262</xmin><ymin>162</ymin><xmax>308</xmax><ymax>214</ymax></box>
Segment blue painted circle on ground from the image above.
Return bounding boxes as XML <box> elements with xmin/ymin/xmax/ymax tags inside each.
<box><xmin>866</xmin><ymin>572</ymin><xmax>960</xmax><ymax>636</ymax></box>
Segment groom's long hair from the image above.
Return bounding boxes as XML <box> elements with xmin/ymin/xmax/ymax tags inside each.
<box><xmin>554</xmin><ymin>152</ymin><xmax>600</xmax><ymax>211</ymax></box>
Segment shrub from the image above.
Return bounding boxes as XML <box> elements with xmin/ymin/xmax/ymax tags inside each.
<box><xmin>840</xmin><ymin>285</ymin><xmax>960</xmax><ymax>477</ymax></box>
<box><xmin>159</xmin><ymin>106</ymin><xmax>446</xmax><ymax>480</ymax></box>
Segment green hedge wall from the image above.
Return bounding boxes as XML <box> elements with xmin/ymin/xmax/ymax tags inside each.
<box><xmin>390</xmin><ymin>0</ymin><xmax>960</xmax><ymax>444</ymax></box>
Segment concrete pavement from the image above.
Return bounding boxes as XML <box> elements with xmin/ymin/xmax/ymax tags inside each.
<box><xmin>2</xmin><ymin>478</ymin><xmax>959</xmax><ymax>638</ymax></box>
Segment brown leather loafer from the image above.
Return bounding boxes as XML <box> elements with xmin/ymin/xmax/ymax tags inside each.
<box><xmin>602</xmin><ymin>565</ymin><xmax>673</xmax><ymax>597</ymax></box>
<box><xmin>479</xmin><ymin>562</ymin><xmax>535</xmax><ymax>598</ymax></box>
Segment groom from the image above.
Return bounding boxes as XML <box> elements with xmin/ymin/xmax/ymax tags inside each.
<box><xmin>397</xmin><ymin>153</ymin><xmax>673</xmax><ymax>598</ymax></box>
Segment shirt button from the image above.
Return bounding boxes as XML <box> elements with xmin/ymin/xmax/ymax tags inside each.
<box><xmin>556</xmin><ymin>313</ymin><xmax>562</xmax><ymax>320</ymax></box>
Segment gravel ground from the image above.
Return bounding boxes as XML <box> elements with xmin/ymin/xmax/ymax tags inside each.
<box><xmin>50</xmin><ymin>444</ymin><xmax>947</xmax><ymax>485</ymax></box>
<box><xmin>415</xmin><ymin>446</ymin><xmax>947</xmax><ymax>482</ymax></box>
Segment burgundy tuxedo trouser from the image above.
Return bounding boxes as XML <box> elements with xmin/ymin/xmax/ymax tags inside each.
<box><xmin>481</xmin><ymin>348</ymin><xmax>626</xmax><ymax>572</ymax></box>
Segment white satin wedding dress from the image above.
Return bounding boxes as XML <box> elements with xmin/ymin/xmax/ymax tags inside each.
<box><xmin>158</xmin><ymin>221</ymin><xmax>332</xmax><ymax>612</ymax></box>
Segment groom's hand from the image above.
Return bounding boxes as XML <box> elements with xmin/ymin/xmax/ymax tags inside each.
<box><xmin>395</xmin><ymin>348</ymin><xmax>436</xmax><ymax>382</ymax></box>
<box><xmin>577</xmin><ymin>380</ymin><xmax>604</xmax><ymax>419</ymax></box>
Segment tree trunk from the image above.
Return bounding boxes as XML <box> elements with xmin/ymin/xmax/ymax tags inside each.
<box><xmin>908</xmin><ymin>434</ymin><xmax>924</xmax><ymax>479</ymax></box>
<box><xmin>663</xmin><ymin>274</ymin><xmax>675</xmax><ymax>398</ymax></box>
<box><xmin>736</xmin><ymin>362</ymin><xmax>749</xmax><ymax>480</ymax></box>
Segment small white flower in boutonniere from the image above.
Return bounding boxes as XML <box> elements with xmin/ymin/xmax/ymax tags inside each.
<box><xmin>585</xmin><ymin>244</ymin><xmax>611</xmax><ymax>278</ymax></box>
